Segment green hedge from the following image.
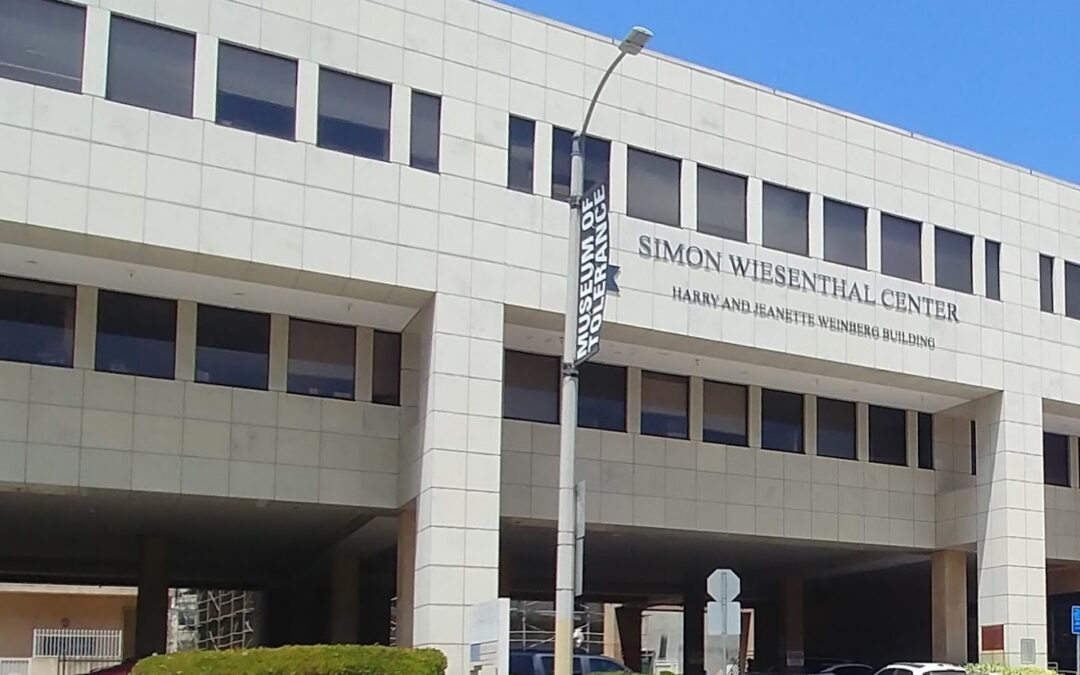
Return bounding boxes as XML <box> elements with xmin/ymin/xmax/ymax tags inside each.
<box><xmin>965</xmin><ymin>664</ymin><xmax>1057</xmax><ymax>675</ymax></box>
<box><xmin>132</xmin><ymin>645</ymin><xmax>447</xmax><ymax>675</ymax></box>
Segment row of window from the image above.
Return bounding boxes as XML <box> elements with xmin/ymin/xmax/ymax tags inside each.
<box><xmin>504</xmin><ymin>350</ymin><xmax>935</xmax><ymax>469</ymax></box>
<box><xmin>1039</xmin><ymin>255</ymin><xmax>1080</xmax><ymax>319</ymax></box>
<box><xmin>0</xmin><ymin>276</ymin><xmax>401</xmax><ymax>404</ymax></box>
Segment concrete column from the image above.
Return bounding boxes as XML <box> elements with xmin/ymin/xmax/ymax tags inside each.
<box><xmin>355</xmin><ymin>327</ymin><xmax>374</xmax><ymax>402</ymax></box>
<box><xmin>193</xmin><ymin>34</ymin><xmax>218</xmax><ymax>122</ymax></box>
<box><xmin>330</xmin><ymin>554</ymin><xmax>360</xmax><ymax>644</ymax></box>
<box><xmin>175</xmin><ymin>300</ymin><xmax>197</xmax><ymax>381</ymax></box>
<box><xmin>973</xmin><ymin>237</ymin><xmax>987</xmax><ymax>297</ymax></box>
<box><xmin>682</xmin><ymin>159</ymin><xmax>698</xmax><ymax>230</ymax></box>
<box><xmin>689</xmin><ymin>377</ymin><xmax>704</xmax><ymax>443</ymax></box>
<box><xmin>627</xmin><ymin>368</ymin><xmax>643</xmax><ymax>435</ymax></box>
<box><xmin>610</xmin><ymin>142</ymin><xmax>628</xmax><ymax>215</ymax></box>
<box><xmin>269</xmin><ymin>314</ymin><xmax>289</xmax><ymax>392</ymax></box>
<box><xmin>803</xmin><ymin>396</ymin><xmax>817</xmax><ymax>456</ymax></box>
<box><xmin>906</xmin><ymin>410</ymin><xmax>918</xmax><ymax>469</ymax></box>
<box><xmin>932</xmin><ymin>550</ymin><xmax>968</xmax><ymax>664</ymax></box>
<box><xmin>867</xmin><ymin>209</ymin><xmax>882</xmax><ymax>272</ymax></box>
<box><xmin>808</xmin><ymin>194</ymin><xmax>824</xmax><ymax>259</ymax></box>
<box><xmin>82</xmin><ymin>7</ymin><xmax>109</xmax><ymax>97</ymax></box>
<box><xmin>856</xmin><ymin>403</ymin><xmax>870</xmax><ymax>462</ymax></box>
<box><xmin>390</xmin><ymin>84</ymin><xmax>412</xmax><ymax>165</ymax></box>
<box><xmin>922</xmin><ymin>224</ymin><xmax>936</xmax><ymax>285</ymax></box>
<box><xmin>534</xmin><ymin>123</ymin><xmax>553</xmax><ymax>197</ymax></box>
<box><xmin>396</xmin><ymin>506</ymin><xmax>417</xmax><ymax>648</ymax></box>
<box><xmin>135</xmin><ymin>536</ymin><xmax>168</xmax><ymax>658</ymax></box>
<box><xmin>684</xmin><ymin>590</ymin><xmax>706</xmax><ymax>675</ymax></box>
<box><xmin>296</xmin><ymin>60</ymin><xmax>319</xmax><ymax>144</ymax></box>
<box><xmin>603</xmin><ymin>604</ymin><xmax>621</xmax><ymax>661</ymax></box>
<box><xmin>974</xmin><ymin>390</ymin><xmax>1047</xmax><ymax>665</ymax></box>
<box><xmin>747</xmin><ymin>178</ymin><xmax>763</xmax><ymax>245</ymax></box>
<box><xmin>616</xmin><ymin>605</ymin><xmax>643</xmax><ymax>672</ymax></box>
<box><xmin>748</xmin><ymin>386</ymin><xmax>763</xmax><ymax>448</ymax></box>
<box><xmin>781</xmin><ymin>578</ymin><xmax>804</xmax><ymax>673</ymax></box>
<box><xmin>74</xmin><ymin>286</ymin><xmax>97</xmax><ymax>369</ymax></box>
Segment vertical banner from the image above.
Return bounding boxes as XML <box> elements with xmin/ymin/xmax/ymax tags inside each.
<box><xmin>573</xmin><ymin>183</ymin><xmax>610</xmax><ymax>367</ymax></box>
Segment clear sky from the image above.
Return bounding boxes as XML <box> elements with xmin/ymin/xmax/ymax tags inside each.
<box><xmin>502</xmin><ymin>0</ymin><xmax>1080</xmax><ymax>184</ymax></box>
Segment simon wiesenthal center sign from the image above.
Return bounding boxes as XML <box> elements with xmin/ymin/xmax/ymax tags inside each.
<box><xmin>638</xmin><ymin>235</ymin><xmax>961</xmax><ymax>351</ymax></box>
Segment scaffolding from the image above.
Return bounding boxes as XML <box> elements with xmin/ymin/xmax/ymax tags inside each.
<box><xmin>169</xmin><ymin>590</ymin><xmax>255</xmax><ymax>652</ymax></box>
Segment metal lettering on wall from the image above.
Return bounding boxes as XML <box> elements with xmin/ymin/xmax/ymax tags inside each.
<box><xmin>574</xmin><ymin>184</ymin><xmax>610</xmax><ymax>366</ymax></box>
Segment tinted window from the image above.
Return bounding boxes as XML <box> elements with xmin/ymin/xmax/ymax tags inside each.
<box><xmin>288</xmin><ymin>319</ymin><xmax>355</xmax><ymax>399</ymax></box>
<box><xmin>503</xmin><ymin>350</ymin><xmax>558</xmax><ymax>424</ymax></box>
<box><xmin>881</xmin><ymin>214</ymin><xmax>922</xmax><ymax>282</ymax></box>
<box><xmin>509</xmin><ymin>654</ymin><xmax>533</xmax><ymax>675</ymax></box>
<box><xmin>578</xmin><ymin>362</ymin><xmax>625</xmax><ymax>432</ymax></box>
<box><xmin>762</xmin><ymin>183</ymin><xmax>808</xmax><ymax>256</ymax></box>
<box><xmin>216</xmin><ymin>43</ymin><xmax>296</xmax><ymax>140</ymax></box>
<box><xmin>1045</xmin><ymin>432</ymin><xmax>1070</xmax><ymax>487</ymax></box>
<box><xmin>588</xmin><ymin>658</ymin><xmax>626</xmax><ymax>673</ymax></box>
<box><xmin>540</xmin><ymin>657</ymin><xmax>553</xmax><ymax>675</ymax></box>
<box><xmin>0</xmin><ymin>0</ymin><xmax>85</xmax><ymax>92</ymax></box>
<box><xmin>761</xmin><ymin>389</ymin><xmax>803</xmax><ymax>453</ymax></box>
<box><xmin>0</xmin><ymin>276</ymin><xmax>75</xmax><ymax>367</ymax></box>
<box><xmin>410</xmin><ymin>91</ymin><xmax>440</xmax><ymax>172</ymax></box>
<box><xmin>107</xmin><ymin>16</ymin><xmax>194</xmax><ymax>116</ymax></box>
<box><xmin>627</xmin><ymin>147</ymin><xmax>680</xmax><ymax>227</ymax></box>
<box><xmin>95</xmin><ymin>291</ymin><xmax>176</xmax><ymax>379</ymax></box>
<box><xmin>918</xmin><ymin>412</ymin><xmax>933</xmax><ymax>469</ymax></box>
<box><xmin>641</xmin><ymin>371</ymin><xmax>688</xmax><ymax>439</ymax></box>
<box><xmin>703</xmin><ymin>381</ymin><xmax>747</xmax><ymax>446</ymax></box>
<box><xmin>985</xmin><ymin>240</ymin><xmax>1001</xmax><ymax>300</ymax></box>
<box><xmin>371</xmin><ymin>330</ymin><xmax>401</xmax><ymax>405</ymax></box>
<box><xmin>816</xmin><ymin>397</ymin><xmax>856</xmax><ymax>460</ymax></box>
<box><xmin>697</xmin><ymin>166</ymin><xmax>746</xmax><ymax>242</ymax></box>
<box><xmin>508</xmin><ymin>116</ymin><xmax>535</xmax><ymax>193</ymax></box>
<box><xmin>317</xmin><ymin>68</ymin><xmax>390</xmax><ymax>160</ymax></box>
<box><xmin>1067</xmin><ymin>262</ymin><xmax>1080</xmax><ymax>319</ymax></box>
<box><xmin>970</xmin><ymin>420</ymin><xmax>977</xmax><ymax>476</ymax></box>
<box><xmin>869</xmin><ymin>405</ymin><xmax>907</xmax><ymax>466</ymax></box>
<box><xmin>935</xmin><ymin>227</ymin><xmax>973</xmax><ymax>293</ymax></box>
<box><xmin>195</xmin><ymin>305</ymin><xmax>269</xmax><ymax>389</ymax></box>
<box><xmin>823</xmin><ymin>199</ymin><xmax>866</xmax><ymax>269</ymax></box>
<box><xmin>1040</xmin><ymin>254</ymin><xmax>1055</xmax><ymax>313</ymax></box>
<box><xmin>552</xmin><ymin>128</ymin><xmax>610</xmax><ymax>202</ymax></box>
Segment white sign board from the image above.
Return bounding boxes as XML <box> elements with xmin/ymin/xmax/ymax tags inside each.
<box><xmin>469</xmin><ymin>598</ymin><xmax>510</xmax><ymax>675</ymax></box>
<box><xmin>573</xmin><ymin>184</ymin><xmax>610</xmax><ymax>366</ymax></box>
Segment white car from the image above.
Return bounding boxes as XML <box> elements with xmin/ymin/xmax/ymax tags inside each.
<box><xmin>818</xmin><ymin>664</ymin><xmax>874</xmax><ymax>675</ymax></box>
<box><xmin>873</xmin><ymin>663</ymin><xmax>965</xmax><ymax>675</ymax></box>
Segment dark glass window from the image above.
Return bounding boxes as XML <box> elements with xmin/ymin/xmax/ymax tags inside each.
<box><xmin>1040</xmin><ymin>254</ymin><xmax>1055</xmax><ymax>313</ymax></box>
<box><xmin>761</xmin><ymin>389</ymin><xmax>803</xmax><ymax>453</ymax></box>
<box><xmin>640</xmin><ymin>371</ymin><xmax>688</xmax><ymax>439</ymax></box>
<box><xmin>552</xmin><ymin>128</ymin><xmax>610</xmax><ymax>202</ymax></box>
<box><xmin>697</xmin><ymin>166</ymin><xmax>746</xmax><ymax>242</ymax></box>
<box><xmin>703</xmin><ymin>381</ymin><xmax>747</xmax><ymax>446</ymax></box>
<box><xmin>371</xmin><ymin>330</ymin><xmax>401</xmax><ymax>406</ymax></box>
<box><xmin>0</xmin><ymin>0</ymin><xmax>85</xmax><ymax>92</ymax></box>
<box><xmin>985</xmin><ymin>240</ymin><xmax>1001</xmax><ymax>301</ymax></box>
<box><xmin>1045</xmin><ymin>433</ymin><xmax>1070</xmax><ymax>487</ymax></box>
<box><xmin>881</xmin><ymin>214</ymin><xmax>922</xmax><ymax>282</ymax></box>
<box><xmin>507</xmin><ymin>116</ymin><xmax>535</xmax><ymax>193</ymax></box>
<box><xmin>0</xmin><ymin>276</ymin><xmax>75</xmax><ymax>367</ymax></box>
<box><xmin>970</xmin><ymin>420</ymin><xmax>977</xmax><ymax>476</ymax></box>
<box><xmin>216</xmin><ymin>43</ymin><xmax>296</xmax><ymax>140</ymax></box>
<box><xmin>503</xmin><ymin>350</ymin><xmax>558</xmax><ymax>424</ymax></box>
<box><xmin>869</xmin><ymin>405</ymin><xmax>907</xmax><ymax>466</ymax></box>
<box><xmin>410</xmin><ymin>91</ymin><xmax>441</xmax><ymax>172</ymax></box>
<box><xmin>627</xmin><ymin>147</ymin><xmax>680</xmax><ymax>227</ymax></box>
<box><xmin>195</xmin><ymin>305</ymin><xmax>269</xmax><ymax>390</ymax></box>
<box><xmin>816</xmin><ymin>397</ymin><xmax>856</xmax><ymax>460</ymax></box>
<box><xmin>1067</xmin><ymin>262</ymin><xmax>1080</xmax><ymax>319</ymax></box>
<box><xmin>823</xmin><ymin>199</ymin><xmax>866</xmax><ymax>269</ymax></box>
<box><xmin>578</xmin><ymin>362</ymin><xmax>625</xmax><ymax>432</ymax></box>
<box><xmin>107</xmin><ymin>16</ymin><xmax>194</xmax><ymax>116</ymax></box>
<box><xmin>917</xmin><ymin>412</ymin><xmax>933</xmax><ymax>470</ymax></box>
<box><xmin>287</xmin><ymin>319</ymin><xmax>355</xmax><ymax>399</ymax></box>
<box><xmin>317</xmin><ymin>68</ymin><xmax>390</xmax><ymax>160</ymax></box>
<box><xmin>95</xmin><ymin>291</ymin><xmax>176</xmax><ymax>379</ymax></box>
<box><xmin>935</xmin><ymin>227</ymin><xmax>973</xmax><ymax>294</ymax></box>
<box><xmin>762</xmin><ymin>183</ymin><xmax>808</xmax><ymax>256</ymax></box>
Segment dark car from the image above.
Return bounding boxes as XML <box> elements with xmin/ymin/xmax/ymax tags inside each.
<box><xmin>510</xmin><ymin>650</ymin><xmax>629</xmax><ymax>675</ymax></box>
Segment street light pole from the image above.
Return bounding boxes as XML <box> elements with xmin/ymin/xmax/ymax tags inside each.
<box><xmin>554</xmin><ymin>26</ymin><xmax>653</xmax><ymax>675</ymax></box>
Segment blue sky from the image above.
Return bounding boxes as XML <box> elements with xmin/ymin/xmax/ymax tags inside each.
<box><xmin>502</xmin><ymin>0</ymin><xmax>1080</xmax><ymax>184</ymax></box>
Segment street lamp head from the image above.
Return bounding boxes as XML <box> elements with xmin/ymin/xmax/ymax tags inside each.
<box><xmin>618</xmin><ymin>26</ymin><xmax>653</xmax><ymax>55</ymax></box>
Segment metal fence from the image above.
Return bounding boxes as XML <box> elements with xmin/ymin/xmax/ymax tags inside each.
<box><xmin>32</xmin><ymin>629</ymin><xmax>122</xmax><ymax>660</ymax></box>
<box><xmin>0</xmin><ymin>659</ymin><xmax>30</xmax><ymax>675</ymax></box>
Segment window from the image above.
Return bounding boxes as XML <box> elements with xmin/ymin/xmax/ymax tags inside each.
<box><xmin>1040</xmin><ymin>254</ymin><xmax>1055</xmax><ymax>313</ymax></box>
<box><xmin>509</xmin><ymin>654</ymin><xmax>533</xmax><ymax>675</ymax></box>
<box><xmin>503</xmin><ymin>350</ymin><xmax>558</xmax><ymax>424</ymax></box>
<box><xmin>507</xmin><ymin>116</ymin><xmax>535</xmax><ymax>193</ymax></box>
<box><xmin>970</xmin><ymin>420</ymin><xmax>977</xmax><ymax>476</ymax></box>
<box><xmin>1044</xmin><ymin>432</ymin><xmax>1070</xmax><ymax>488</ymax></box>
<box><xmin>216</xmin><ymin>43</ymin><xmax>296</xmax><ymax>140</ymax></box>
<box><xmin>934</xmin><ymin>227</ymin><xmax>972</xmax><ymax>293</ymax></box>
<box><xmin>410</xmin><ymin>91</ymin><xmax>441</xmax><ymax>172</ymax></box>
<box><xmin>317</xmin><ymin>68</ymin><xmax>390</xmax><ymax>160</ymax></box>
<box><xmin>95</xmin><ymin>291</ymin><xmax>176</xmax><ymax>379</ymax></box>
<box><xmin>697</xmin><ymin>166</ymin><xmax>746</xmax><ymax>242</ymax></box>
<box><xmin>761</xmin><ymin>389</ymin><xmax>803</xmax><ymax>453</ymax></box>
<box><xmin>823</xmin><ymin>199</ymin><xmax>867</xmax><ymax>269</ymax></box>
<box><xmin>372</xmin><ymin>330</ymin><xmax>401</xmax><ymax>406</ymax></box>
<box><xmin>287</xmin><ymin>319</ymin><xmax>355</xmax><ymax>399</ymax></box>
<box><xmin>0</xmin><ymin>0</ymin><xmax>85</xmax><ymax>92</ymax></box>
<box><xmin>880</xmin><ymin>214</ymin><xmax>922</xmax><ymax>282</ymax></box>
<box><xmin>816</xmin><ymin>397</ymin><xmax>856</xmax><ymax>460</ymax></box>
<box><xmin>703</xmin><ymin>381</ymin><xmax>747</xmax><ymax>446</ymax></box>
<box><xmin>195</xmin><ymin>305</ymin><xmax>269</xmax><ymax>389</ymax></box>
<box><xmin>917</xmin><ymin>412</ymin><xmax>933</xmax><ymax>470</ymax></box>
<box><xmin>0</xmin><ymin>276</ymin><xmax>75</xmax><ymax>367</ymax></box>
<box><xmin>1067</xmin><ymin>262</ymin><xmax>1080</xmax><ymax>319</ymax></box>
<box><xmin>552</xmin><ymin>128</ymin><xmax>610</xmax><ymax>202</ymax></box>
<box><xmin>107</xmin><ymin>16</ymin><xmax>194</xmax><ymax>116</ymax></box>
<box><xmin>578</xmin><ymin>362</ymin><xmax>625</xmax><ymax>432</ymax></box>
<box><xmin>627</xmin><ymin>147</ymin><xmax>680</xmax><ymax>227</ymax></box>
<box><xmin>641</xmin><ymin>371</ymin><xmax>688</xmax><ymax>439</ymax></box>
<box><xmin>869</xmin><ymin>405</ymin><xmax>907</xmax><ymax>466</ymax></box>
<box><xmin>985</xmin><ymin>240</ymin><xmax>1001</xmax><ymax>300</ymax></box>
<box><xmin>762</xmin><ymin>183</ymin><xmax>809</xmax><ymax>256</ymax></box>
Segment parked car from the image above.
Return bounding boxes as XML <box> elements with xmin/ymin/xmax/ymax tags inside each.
<box><xmin>509</xmin><ymin>650</ymin><xmax>629</xmax><ymax>675</ymax></box>
<box><xmin>816</xmin><ymin>663</ymin><xmax>875</xmax><ymax>675</ymax></box>
<box><xmin>873</xmin><ymin>663</ymin><xmax>964</xmax><ymax>675</ymax></box>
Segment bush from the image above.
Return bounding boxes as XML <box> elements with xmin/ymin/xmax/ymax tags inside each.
<box><xmin>965</xmin><ymin>663</ymin><xmax>1057</xmax><ymax>675</ymax></box>
<box><xmin>132</xmin><ymin>645</ymin><xmax>448</xmax><ymax>675</ymax></box>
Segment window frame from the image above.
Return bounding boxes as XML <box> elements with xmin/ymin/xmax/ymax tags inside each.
<box><xmin>286</xmin><ymin>318</ymin><xmax>357</xmax><ymax>400</ymax></box>
<box><xmin>0</xmin><ymin>0</ymin><xmax>86</xmax><ymax>93</ymax></box>
<box><xmin>502</xmin><ymin>349</ymin><xmax>560</xmax><ymax>425</ymax></box>
<box><xmin>577</xmin><ymin>361</ymin><xmax>626</xmax><ymax>432</ymax></box>
<box><xmin>551</xmin><ymin>127</ymin><xmax>611</xmax><ymax>202</ymax></box>
<box><xmin>316</xmin><ymin>66</ymin><xmax>392</xmax><ymax>161</ymax></box>
<box><xmin>626</xmin><ymin>146</ymin><xmax>681</xmax><ymax>228</ymax></box>
<box><xmin>215</xmin><ymin>41</ymin><xmax>298</xmax><ymax>140</ymax></box>
<box><xmin>371</xmin><ymin>330</ymin><xmax>402</xmax><ymax>406</ymax></box>
<box><xmin>702</xmin><ymin>380</ymin><xmax>748</xmax><ymax>447</ymax></box>
<box><xmin>868</xmin><ymin>405</ymin><xmax>908</xmax><ymax>466</ymax></box>
<box><xmin>934</xmin><ymin>226</ymin><xmax>973</xmax><ymax>294</ymax></box>
<box><xmin>1044</xmin><ymin>432</ymin><xmax>1070</xmax><ymax>488</ymax></box>
<box><xmin>507</xmin><ymin>115</ymin><xmax>535</xmax><ymax>193</ymax></box>
<box><xmin>409</xmin><ymin>89</ymin><xmax>441</xmax><ymax>172</ymax></box>
<box><xmin>106</xmin><ymin>13</ymin><xmax>195</xmax><ymax>117</ymax></box>
<box><xmin>917</xmin><ymin>412</ymin><xmax>934</xmax><ymax>470</ymax></box>
<box><xmin>822</xmin><ymin>198</ymin><xmax>867</xmax><ymax>269</ymax></box>
<box><xmin>985</xmin><ymin>239</ymin><xmax>1001</xmax><ymax>301</ymax></box>
<box><xmin>640</xmin><ymin>370</ymin><xmax>689</xmax><ymax>440</ymax></box>
<box><xmin>1040</xmin><ymin>254</ymin><xmax>1055</xmax><ymax>313</ymax></box>
<box><xmin>761</xmin><ymin>182</ymin><xmax>809</xmax><ymax>256</ymax></box>
<box><xmin>880</xmin><ymin>213</ymin><xmax>923</xmax><ymax>282</ymax></box>
<box><xmin>194</xmin><ymin>304</ymin><xmax>271</xmax><ymax>391</ymax></box>
<box><xmin>94</xmin><ymin>289</ymin><xmax>177</xmax><ymax>380</ymax></box>
<box><xmin>0</xmin><ymin>275</ymin><xmax>76</xmax><ymax>368</ymax></box>
<box><xmin>816</xmin><ymin>396</ymin><xmax>857</xmax><ymax>461</ymax></box>
<box><xmin>697</xmin><ymin>165</ymin><xmax>747</xmax><ymax>242</ymax></box>
<box><xmin>761</xmin><ymin>388</ymin><xmax>804</xmax><ymax>454</ymax></box>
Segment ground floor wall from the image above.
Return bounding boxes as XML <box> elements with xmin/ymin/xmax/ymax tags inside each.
<box><xmin>0</xmin><ymin>585</ymin><xmax>135</xmax><ymax>658</ymax></box>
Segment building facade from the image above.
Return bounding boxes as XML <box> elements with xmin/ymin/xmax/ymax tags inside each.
<box><xmin>2</xmin><ymin>0</ymin><xmax>1080</xmax><ymax>672</ymax></box>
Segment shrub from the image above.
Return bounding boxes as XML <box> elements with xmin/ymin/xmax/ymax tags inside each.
<box><xmin>965</xmin><ymin>663</ymin><xmax>1057</xmax><ymax>675</ymax></box>
<box><xmin>132</xmin><ymin>644</ymin><xmax>448</xmax><ymax>675</ymax></box>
